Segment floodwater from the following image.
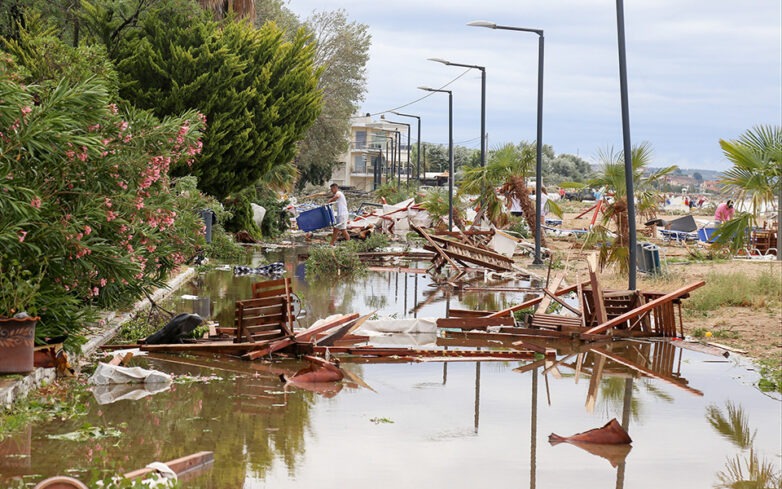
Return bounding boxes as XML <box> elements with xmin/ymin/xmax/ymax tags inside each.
<box><xmin>2</xmin><ymin>246</ymin><xmax>781</xmax><ymax>488</ymax></box>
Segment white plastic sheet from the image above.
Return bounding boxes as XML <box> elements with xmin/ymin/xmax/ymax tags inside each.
<box><xmin>356</xmin><ymin>317</ymin><xmax>438</xmax><ymax>335</ymax></box>
<box><xmin>89</xmin><ymin>362</ymin><xmax>172</xmax><ymax>385</ymax></box>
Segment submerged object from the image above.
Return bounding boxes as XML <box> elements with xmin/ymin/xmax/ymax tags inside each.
<box><xmin>548</xmin><ymin>418</ymin><xmax>633</xmax><ymax>467</ymax></box>
<box><xmin>233</xmin><ymin>262</ymin><xmax>285</xmax><ymax>276</ymax></box>
<box><xmin>281</xmin><ymin>356</ymin><xmax>344</xmax><ymax>384</ymax></box>
<box><xmin>548</xmin><ymin>418</ymin><xmax>632</xmax><ymax>445</ymax></box>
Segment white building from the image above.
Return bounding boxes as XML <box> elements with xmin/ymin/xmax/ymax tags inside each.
<box><xmin>330</xmin><ymin>113</ymin><xmax>412</xmax><ymax>191</ymax></box>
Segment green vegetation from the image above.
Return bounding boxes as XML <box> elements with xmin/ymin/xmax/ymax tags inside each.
<box><xmin>585</xmin><ymin>142</ymin><xmax>677</xmax><ymax>274</ymax></box>
<box><xmin>715</xmin><ymin>125</ymin><xmax>781</xmax><ymax>254</ymax></box>
<box><xmin>373</xmin><ymin>181</ymin><xmax>418</xmax><ymax>205</ymax></box>
<box><xmin>684</xmin><ymin>270</ymin><xmax>781</xmax><ymax>314</ymax></box>
<box><xmin>0</xmin><ymin>379</ymin><xmax>90</xmax><ymax>439</ymax></box>
<box><xmin>305</xmin><ymin>245</ymin><xmax>365</xmax><ymax>278</ymax></box>
<box><xmin>304</xmin><ymin>232</ymin><xmax>389</xmax><ymax>278</ymax></box>
<box><xmin>757</xmin><ymin>359</ymin><xmax>782</xmax><ymax>393</ymax></box>
<box><xmin>104</xmin><ymin>0</ymin><xmax>322</xmax><ymax>201</ymax></box>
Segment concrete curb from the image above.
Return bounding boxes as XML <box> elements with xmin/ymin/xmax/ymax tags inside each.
<box><xmin>0</xmin><ymin>267</ymin><xmax>197</xmax><ymax>409</ymax></box>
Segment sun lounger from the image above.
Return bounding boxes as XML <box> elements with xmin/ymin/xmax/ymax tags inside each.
<box><xmin>659</xmin><ymin>229</ymin><xmax>699</xmax><ymax>243</ymax></box>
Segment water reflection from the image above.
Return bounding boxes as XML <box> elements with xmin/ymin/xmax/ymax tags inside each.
<box><xmin>6</xmin><ymin>248</ymin><xmax>781</xmax><ymax>488</ymax></box>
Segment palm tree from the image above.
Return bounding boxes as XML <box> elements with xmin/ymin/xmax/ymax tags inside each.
<box><xmin>718</xmin><ymin>125</ymin><xmax>782</xmax><ymax>259</ymax></box>
<box><xmin>586</xmin><ymin>142</ymin><xmax>677</xmax><ymax>274</ymax></box>
<box><xmin>459</xmin><ymin>142</ymin><xmax>554</xmax><ymax>246</ymax></box>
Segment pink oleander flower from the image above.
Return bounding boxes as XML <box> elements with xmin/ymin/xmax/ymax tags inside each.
<box><xmin>17</xmin><ymin>230</ymin><xmax>27</xmax><ymax>242</ymax></box>
<box><xmin>30</xmin><ymin>197</ymin><xmax>41</xmax><ymax>208</ymax></box>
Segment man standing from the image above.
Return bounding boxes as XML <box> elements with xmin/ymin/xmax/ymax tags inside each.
<box><xmin>328</xmin><ymin>183</ymin><xmax>350</xmax><ymax>245</ymax></box>
<box><xmin>714</xmin><ymin>200</ymin><xmax>735</xmax><ymax>225</ymax></box>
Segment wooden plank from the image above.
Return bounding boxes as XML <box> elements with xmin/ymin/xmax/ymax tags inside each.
<box><xmin>124</xmin><ymin>451</ymin><xmax>214</xmax><ymax>480</ymax></box>
<box><xmin>309</xmin><ymin>346</ymin><xmax>535</xmax><ymax>360</ymax></box>
<box><xmin>410</xmin><ymin>223</ymin><xmax>461</xmax><ymax>271</ymax></box>
<box><xmin>536</xmin><ymin>274</ymin><xmax>564</xmax><ymax>313</ymax></box>
<box><xmin>487</xmin><ymin>281</ymin><xmax>587</xmax><ymax>318</ymax></box>
<box><xmin>244</xmin><ymin>323</ymin><xmax>283</xmax><ymax>333</ymax></box>
<box><xmin>315</xmin><ymin>312</ymin><xmax>373</xmax><ymax>346</ymax></box>
<box><xmin>236</xmin><ymin>296</ymin><xmax>286</xmax><ymax>309</ymax></box>
<box><xmin>447</xmin><ymin>308</ymin><xmax>495</xmax><ymax>318</ymax></box>
<box><xmin>243</xmin><ymin>313</ymin><xmax>359</xmax><ymax>361</ymax></box>
<box><xmin>238</xmin><ymin>315</ymin><xmax>285</xmax><ymax>328</ymax></box>
<box><xmin>138</xmin><ymin>341</ymin><xmax>264</xmax><ymax>353</ymax></box>
<box><xmin>586</xmin><ymin>253</ymin><xmax>608</xmax><ymax>324</ymax></box>
<box><xmin>582</xmin><ymin>281</ymin><xmax>705</xmax><ymax>336</ymax></box>
<box><xmin>436</xmin><ymin>316</ymin><xmax>515</xmax><ymax>330</ymax></box>
<box><xmin>251</xmin><ymin>278</ymin><xmax>288</xmax><ymax>295</ymax></box>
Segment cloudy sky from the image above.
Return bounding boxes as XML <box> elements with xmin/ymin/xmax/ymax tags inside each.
<box><xmin>284</xmin><ymin>0</ymin><xmax>781</xmax><ymax>172</ymax></box>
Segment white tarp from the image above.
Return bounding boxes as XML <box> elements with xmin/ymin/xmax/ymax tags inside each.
<box><xmin>355</xmin><ymin>317</ymin><xmax>438</xmax><ymax>335</ymax></box>
<box><xmin>89</xmin><ymin>362</ymin><xmax>172</xmax><ymax>385</ymax></box>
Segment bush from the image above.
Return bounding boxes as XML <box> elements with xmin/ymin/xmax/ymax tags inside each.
<box><xmin>305</xmin><ymin>245</ymin><xmax>365</xmax><ymax>278</ymax></box>
<box><xmin>0</xmin><ymin>55</ymin><xmax>205</xmax><ymax>347</ymax></box>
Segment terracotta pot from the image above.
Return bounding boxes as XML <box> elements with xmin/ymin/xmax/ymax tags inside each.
<box><xmin>0</xmin><ymin>316</ymin><xmax>37</xmax><ymax>374</ymax></box>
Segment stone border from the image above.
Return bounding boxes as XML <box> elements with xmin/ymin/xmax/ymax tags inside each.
<box><xmin>0</xmin><ymin>267</ymin><xmax>197</xmax><ymax>409</ymax></box>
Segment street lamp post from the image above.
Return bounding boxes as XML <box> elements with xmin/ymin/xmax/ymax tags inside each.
<box><xmin>615</xmin><ymin>0</ymin><xmax>638</xmax><ymax>289</ymax></box>
<box><xmin>468</xmin><ymin>20</ymin><xmax>545</xmax><ymax>265</ymax></box>
<box><xmin>428</xmin><ymin>58</ymin><xmax>486</xmax><ymax>168</ymax></box>
<box><xmin>418</xmin><ymin>86</ymin><xmax>454</xmax><ymax>232</ymax></box>
<box><xmin>391</xmin><ymin>111</ymin><xmax>421</xmax><ymax>180</ymax></box>
<box><xmin>385</xmin><ymin>120</ymin><xmax>411</xmax><ymax>188</ymax></box>
<box><xmin>394</xmin><ymin>130</ymin><xmax>401</xmax><ymax>187</ymax></box>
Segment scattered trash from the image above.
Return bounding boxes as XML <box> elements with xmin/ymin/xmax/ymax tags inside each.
<box><xmin>143</xmin><ymin>313</ymin><xmax>204</xmax><ymax>345</ymax></box>
<box><xmin>233</xmin><ymin>262</ymin><xmax>285</xmax><ymax>276</ymax></box>
<box><xmin>89</xmin><ymin>362</ymin><xmax>172</xmax><ymax>385</ymax></box>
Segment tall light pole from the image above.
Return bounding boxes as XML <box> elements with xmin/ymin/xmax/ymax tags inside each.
<box><xmin>419</xmin><ymin>86</ymin><xmax>454</xmax><ymax>232</ymax></box>
<box><xmin>394</xmin><ymin>130</ymin><xmax>401</xmax><ymax>187</ymax></box>
<box><xmin>468</xmin><ymin>20</ymin><xmax>545</xmax><ymax>265</ymax></box>
<box><xmin>615</xmin><ymin>0</ymin><xmax>638</xmax><ymax>289</ymax></box>
<box><xmin>428</xmin><ymin>58</ymin><xmax>486</xmax><ymax>168</ymax></box>
<box><xmin>385</xmin><ymin>120</ymin><xmax>411</xmax><ymax>188</ymax></box>
<box><xmin>391</xmin><ymin>111</ymin><xmax>421</xmax><ymax>180</ymax></box>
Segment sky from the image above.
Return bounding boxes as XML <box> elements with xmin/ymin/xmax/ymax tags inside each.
<box><xmin>283</xmin><ymin>0</ymin><xmax>781</xmax><ymax>172</ymax></box>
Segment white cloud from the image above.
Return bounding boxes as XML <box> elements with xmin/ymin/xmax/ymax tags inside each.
<box><xmin>287</xmin><ymin>0</ymin><xmax>782</xmax><ymax>171</ymax></box>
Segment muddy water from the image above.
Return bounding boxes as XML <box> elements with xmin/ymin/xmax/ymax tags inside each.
<box><xmin>2</xmin><ymin>247</ymin><xmax>780</xmax><ymax>488</ymax></box>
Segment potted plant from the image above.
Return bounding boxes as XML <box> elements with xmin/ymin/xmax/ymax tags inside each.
<box><xmin>0</xmin><ymin>259</ymin><xmax>42</xmax><ymax>374</ymax></box>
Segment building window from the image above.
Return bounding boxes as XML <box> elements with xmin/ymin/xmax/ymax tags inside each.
<box><xmin>355</xmin><ymin>130</ymin><xmax>367</xmax><ymax>150</ymax></box>
<box><xmin>354</xmin><ymin>155</ymin><xmax>366</xmax><ymax>173</ymax></box>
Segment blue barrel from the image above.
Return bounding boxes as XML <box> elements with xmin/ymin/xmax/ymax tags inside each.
<box><xmin>296</xmin><ymin>205</ymin><xmax>335</xmax><ymax>232</ymax></box>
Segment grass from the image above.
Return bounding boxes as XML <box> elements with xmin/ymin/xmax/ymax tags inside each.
<box><xmin>684</xmin><ymin>270</ymin><xmax>782</xmax><ymax>314</ymax></box>
<box><xmin>757</xmin><ymin>359</ymin><xmax>782</xmax><ymax>393</ymax></box>
<box><xmin>112</xmin><ymin>309</ymin><xmax>172</xmax><ymax>343</ymax></box>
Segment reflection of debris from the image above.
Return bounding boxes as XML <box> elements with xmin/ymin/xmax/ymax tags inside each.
<box><xmin>123</xmin><ymin>451</ymin><xmax>214</xmax><ymax>485</ymax></box>
<box><xmin>549</xmin><ymin>418</ymin><xmax>632</xmax><ymax>445</ymax></box>
<box><xmin>91</xmin><ymin>382</ymin><xmax>171</xmax><ymax>405</ymax></box>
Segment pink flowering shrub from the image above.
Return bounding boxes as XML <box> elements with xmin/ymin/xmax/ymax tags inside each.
<box><xmin>0</xmin><ymin>61</ymin><xmax>207</xmax><ymax>346</ymax></box>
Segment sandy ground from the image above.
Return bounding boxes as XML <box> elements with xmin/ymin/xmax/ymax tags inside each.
<box><xmin>534</xmin><ymin>205</ymin><xmax>782</xmax><ymax>365</ymax></box>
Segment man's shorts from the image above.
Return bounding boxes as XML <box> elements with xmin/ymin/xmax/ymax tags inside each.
<box><xmin>334</xmin><ymin>214</ymin><xmax>347</xmax><ymax>230</ymax></box>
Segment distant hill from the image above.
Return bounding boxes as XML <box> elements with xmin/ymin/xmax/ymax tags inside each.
<box><xmin>588</xmin><ymin>165</ymin><xmax>724</xmax><ymax>180</ymax></box>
